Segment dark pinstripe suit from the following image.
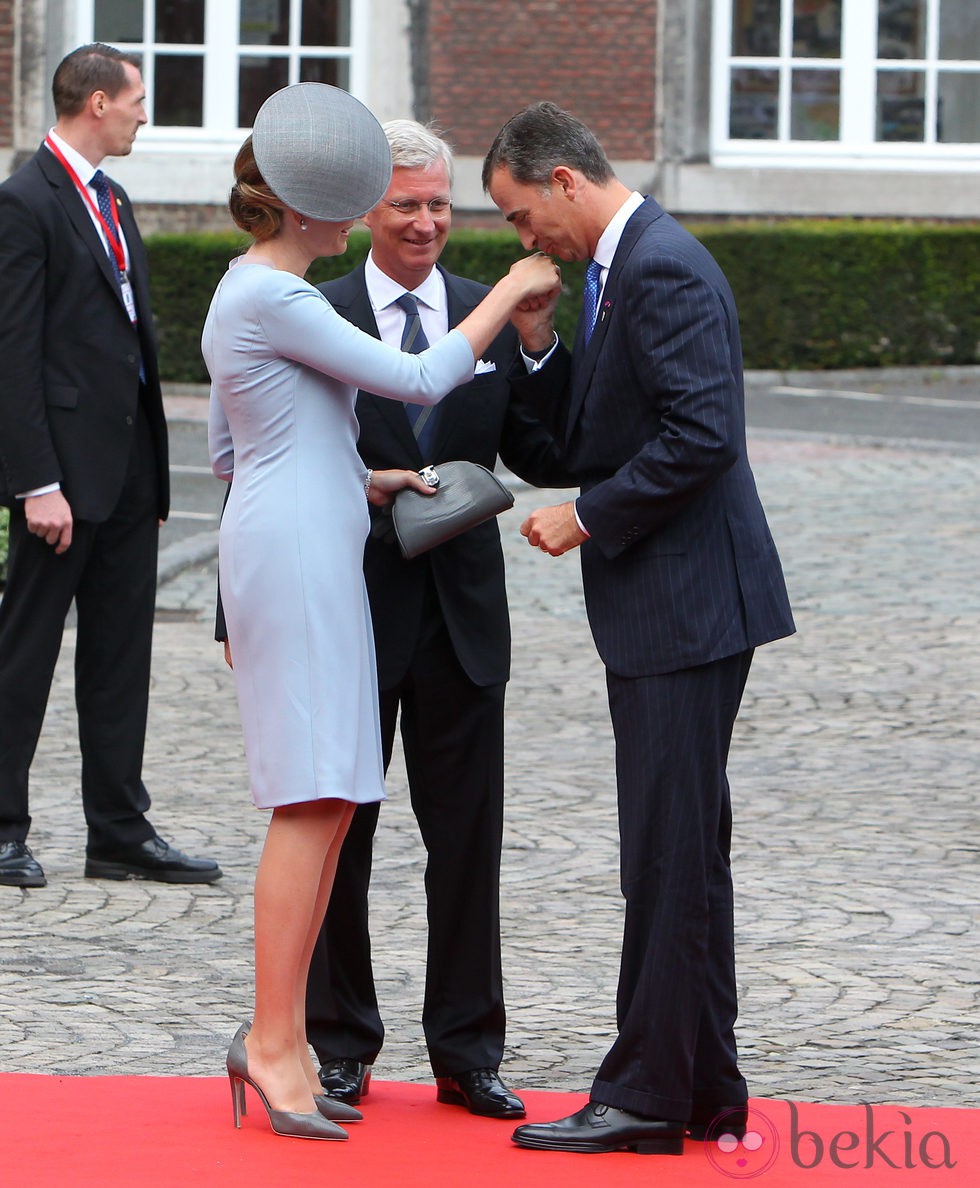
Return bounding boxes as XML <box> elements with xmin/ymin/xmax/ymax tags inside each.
<box><xmin>511</xmin><ymin>197</ymin><xmax>794</xmax><ymax>1120</ymax></box>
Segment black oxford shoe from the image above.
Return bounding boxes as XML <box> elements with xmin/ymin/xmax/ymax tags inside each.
<box><xmin>512</xmin><ymin>1102</ymin><xmax>686</xmax><ymax>1155</ymax></box>
<box><xmin>436</xmin><ymin>1068</ymin><xmax>525</xmax><ymax>1119</ymax></box>
<box><xmin>0</xmin><ymin>841</ymin><xmax>46</xmax><ymax>888</ymax></box>
<box><xmin>318</xmin><ymin>1058</ymin><xmax>372</xmax><ymax>1105</ymax></box>
<box><xmin>84</xmin><ymin>836</ymin><xmax>222</xmax><ymax>884</ymax></box>
<box><xmin>688</xmin><ymin>1102</ymin><xmax>749</xmax><ymax>1141</ymax></box>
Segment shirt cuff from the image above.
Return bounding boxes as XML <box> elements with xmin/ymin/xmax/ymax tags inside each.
<box><xmin>573</xmin><ymin>500</ymin><xmax>590</xmax><ymax>538</ymax></box>
<box><xmin>520</xmin><ymin>332</ymin><xmax>559</xmax><ymax>372</ymax></box>
<box><xmin>18</xmin><ymin>482</ymin><xmax>61</xmax><ymax>499</ymax></box>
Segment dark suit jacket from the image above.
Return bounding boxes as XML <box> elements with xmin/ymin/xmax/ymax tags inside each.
<box><xmin>0</xmin><ymin>144</ymin><xmax>169</xmax><ymax>521</ymax></box>
<box><xmin>319</xmin><ymin>263</ymin><xmax>570</xmax><ymax>689</ymax></box>
<box><xmin>511</xmin><ymin>198</ymin><xmax>794</xmax><ymax>678</ymax></box>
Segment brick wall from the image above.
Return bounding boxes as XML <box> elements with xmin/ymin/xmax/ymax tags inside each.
<box><xmin>0</xmin><ymin>0</ymin><xmax>13</xmax><ymax>148</ymax></box>
<box><xmin>428</xmin><ymin>0</ymin><xmax>657</xmax><ymax>160</ymax></box>
<box><xmin>133</xmin><ymin>203</ymin><xmax>236</xmax><ymax>236</ymax></box>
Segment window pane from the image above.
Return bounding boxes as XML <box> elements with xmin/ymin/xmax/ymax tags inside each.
<box><xmin>731</xmin><ymin>0</ymin><xmax>781</xmax><ymax>56</ymax></box>
<box><xmin>793</xmin><ymin>2</ymin><xmax>841</xmax><ymax>59</ymax></box>
<box><xmin>239</xmin><ymin>57</ymin><xmax>290</xmax><ymax>127</ymax></box>
<box><xmin>241</xmin><ymin>0</ymin><xmax>290</xmax><ymax>47</ymax></box>
<box><xmin>300</xmin><ymin>58</ymin><xmax>350</xmax><ymax>89</ymax></box>
<box><xmin>156</xmin><ymin>1</ymin><xmax>205</xmax><ymax>44</ymax></box>
<box><xmin>939</xmin><ymin>0</ymin><xmax>980</xmax><ymax>59</ymax></box>
<box><xmin>791</xmin><ymin>68</ymin><xmax>840</xmax><ymax>138</ymax></box>
<box><xmin>94</xmin><ymin>0</ymin><xmax>143</xmax><ymax>42</ymax></box>
<box><xmin>937</xmin><ymin>71</ymin><xmax>980</xmax><ymax>141</ymax></box>
<box><xmin>154</xmin><ymin>55</ymin><xmax>203</xmax><ymax>126</ymax></box>
<box><xmin>878</xmin><ymin>0</ymin><xmax>927</xmax><ymax>59</ymax></box>
<box><xmin>302</xmin><ymin>1</ymin><xmax>351</xmax><ymax>46</ymax></box>
<box><xmin>730</xmin><ymin>68</ymin><xmax>779</xmax><ymax>138</ymax></box>
<box><xmin>876</xmin><ymin>70</ymin><xmax>925</xmax><ymax>139</ymax></box>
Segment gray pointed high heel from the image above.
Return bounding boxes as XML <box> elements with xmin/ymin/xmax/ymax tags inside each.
<box><xmin>315</xmin><ymin>1095</ymin><xmax>363</xmax><ymax>1122</ymax></box>
<box><xmin>230</xmin><ymin>1021</ymin><xmax>362</xmax><ymax>1122</ymax></box>
<box><xmin>227</xmin><ymin>1023</ymin><xmax>348</xmax><ymax>1140</ymax></box>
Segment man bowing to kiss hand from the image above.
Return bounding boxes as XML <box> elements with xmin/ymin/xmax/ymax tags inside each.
<box><xmin>483</xmin><ymin>102</ymin><xmax>794</xmax><ymax>1156</ymax></box>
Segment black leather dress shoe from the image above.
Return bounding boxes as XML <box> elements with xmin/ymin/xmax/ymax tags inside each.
<box><xmin>84</xmin><ymin>836</ymin><xmax>222</xmax><ymax>883</ymax></box>
<box><xmin>687</xmin><ymin>1102</ymin><xmax>749</xmax><ymax>1141</ymax></box>
<box><xmin>512</xmin><ymin>1102</ymin><xmax>685</xmax><ymax>1155</ymax></box>
<box><xmin>436</xmin><ymin>1069</ymin><xmax>525</xmax><ymax>1119</ymax></box>
<box><xmin>318</xmin><ymin>1058</ymin><xmax>372</xmax><ymax>1105</ymax></box>
<box><xmin>0</xmin><ymin>841</ymin><xmax>46</xmax><ymax>888</ymax></box>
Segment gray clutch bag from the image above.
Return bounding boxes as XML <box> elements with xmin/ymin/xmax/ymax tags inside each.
<box><xmin>391</xmin><ymin>461</ymin><xmax>515</xmax><ymax>560</ymax></box>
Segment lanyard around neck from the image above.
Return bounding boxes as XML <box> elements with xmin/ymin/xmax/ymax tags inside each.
<box><xmin>44</xmin><ymin>136</ymin><xmax>127</xmax><ymax>276</ymax></box>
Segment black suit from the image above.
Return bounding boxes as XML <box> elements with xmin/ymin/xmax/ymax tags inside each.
<box><xmin>511</xmin><ymin>198</ymin><xmax>795</xmax><ymax>1119</ymax></box>
<box><xmin>304</xmin><ymin>262</ymin><xmax>569</xmax><ymax>1077</ymax></box>
<box><xmin>0</xmin><ymin>143</ymin><xmax>169</xmax><ymax>852</ymax></box>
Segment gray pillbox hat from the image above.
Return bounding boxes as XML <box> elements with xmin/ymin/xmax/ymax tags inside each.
<box><xmin>251</xmin><ymin>83</ymin><xmax>392</xmax><ymax>221</ymax></box>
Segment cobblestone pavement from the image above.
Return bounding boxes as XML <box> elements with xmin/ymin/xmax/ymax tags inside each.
<box><xmin>1</xmin><ymin>394</ymin><xmax>978</xmax><ymax>1111</ymax></box>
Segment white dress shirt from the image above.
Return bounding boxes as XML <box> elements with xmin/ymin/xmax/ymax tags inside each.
<box><xmin>364</xmin><ymin>254</ymin><xmax>449</xmax><ymax>347</ymax></box>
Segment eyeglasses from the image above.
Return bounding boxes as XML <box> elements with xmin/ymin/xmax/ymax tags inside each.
<box><xmin>383</xmin><ymin>198</ymin><xmax>453</xmax><ymax>217</ymax></box>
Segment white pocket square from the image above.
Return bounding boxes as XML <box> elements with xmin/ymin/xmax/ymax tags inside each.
<box><xmin>474</xmin><ymin>359</ymin><xmax>497</xmax><ymax>375</ymax></box>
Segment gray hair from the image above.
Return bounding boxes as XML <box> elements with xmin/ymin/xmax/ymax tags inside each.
<box><xmin>481</xmin><ymin>101</ymin><xmax>613</xmax><ymax>191</ymax></box>
<box><xmin>382</xmin><ymin>119</ymin><xmax>454</xmax><ymax>186</ymax></box>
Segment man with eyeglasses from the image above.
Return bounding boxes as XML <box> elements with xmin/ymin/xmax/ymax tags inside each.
<box><xmin>304</xmin><ymin>119</ymin><xmax>570</xmax><ymax>1119</ymax></box>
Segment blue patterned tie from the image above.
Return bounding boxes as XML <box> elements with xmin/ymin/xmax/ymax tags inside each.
<box><xmin>396</xmin><ymin>293</ymin><xmax>437</xmax><ymax>455</ymax></box>
<box><xmin>93</xmin><ymin>169</ymin><xmax>144</xmax><ymax>380</ymax></box>
<box><xmin>582</xmin><ymin>258</ymin><xmax>602</xmax><ymax>344</ymax></box>
<box><xmin>91</xmin><ymin>170</ymin><xmax>123</xmax><ymax>286</ymax></box>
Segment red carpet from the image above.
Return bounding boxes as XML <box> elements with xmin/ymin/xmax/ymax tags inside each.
<box><xmin>1</xmin><ymin>1075</ymin><xmax>975</xmax><ymax>1185</ymax></box>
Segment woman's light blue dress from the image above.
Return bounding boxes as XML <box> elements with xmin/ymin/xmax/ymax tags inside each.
<box><xmin>202</xmin><ymin>261</ymin><xmax>473</xmax><ymax>808</ymax></box>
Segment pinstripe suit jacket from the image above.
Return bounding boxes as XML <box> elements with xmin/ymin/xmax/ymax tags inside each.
<box><xmin>511</xmin><ymin>197</ymin><xmax>794</xmax><ymax>677</ymax></box>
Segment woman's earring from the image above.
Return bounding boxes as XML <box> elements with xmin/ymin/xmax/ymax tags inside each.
<box><xmin>300</xmin><ymin>218</ymin><xmax>307</xmax><ymax>231</ymax></box>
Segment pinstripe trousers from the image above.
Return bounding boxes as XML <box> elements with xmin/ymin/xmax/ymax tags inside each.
<box><xmin>591</xmin><ymin>648</ymin><xmax>754</xmax><ymax>1120</ymax></box>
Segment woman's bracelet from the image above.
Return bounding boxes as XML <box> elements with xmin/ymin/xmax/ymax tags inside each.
<box><xmin>364</xmin><ymin>469</ymin><xmax>373</xmax><ymax>497</ymax></box>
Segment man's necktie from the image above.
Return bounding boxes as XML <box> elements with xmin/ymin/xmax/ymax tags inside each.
<box><xmin>582</xmin><ymin>258</ymin><xmax>602</xmax><ymax>344</ymax></box>
<box><xmin>92</xmin><ymin>170</ymin><xmax>123</xmax><ymax>286</ymax></box>
<box><xmin>92</xmin><ymin>170</ymin><xmax>144</xmax><ymax>382</ymax></box>
<box><xmin>396</xmin><ymin>292</ymin><xmax>438</xmax><ymax>456</ymax></box>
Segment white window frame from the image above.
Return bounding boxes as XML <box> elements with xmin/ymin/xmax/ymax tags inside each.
<box><xmin>75</xmin><ymin>0</ymin><xmax>369</xmax><ymax>149</ymax></box>
<box><xmin>711</xmin><ymin>0</ymin><xmax>980</xmax><ymax>170</ymax></box>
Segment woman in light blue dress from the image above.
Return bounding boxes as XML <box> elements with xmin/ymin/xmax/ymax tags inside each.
<box><xmin>202</xmin><ymin>85</ymin><xmax>559</xmax><ymax>1142</ymax></box>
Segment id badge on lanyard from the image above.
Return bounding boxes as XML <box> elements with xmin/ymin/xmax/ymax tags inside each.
<box><xmin>45</xmin><ymin>137</ymin><xmax>139</xmax><ymax>327</ymax></box>
<box><xmin>119</xmin><ymin>271</ymin><xmax>138</xmax><ymax>325</ymax></box>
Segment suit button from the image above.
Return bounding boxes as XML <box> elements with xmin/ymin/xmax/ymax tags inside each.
<box><xmin>126</xmin><ymin>415</ymin><xmax>134</xmax><ymax>425</ymax></box>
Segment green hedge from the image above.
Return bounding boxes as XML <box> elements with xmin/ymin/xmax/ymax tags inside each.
<box><xmin>148</xmin><ymin>229</ymin><xmax>589</xmax><ymax>382</ymax></box>
<box><xmin>146</xmin><ymin>221</ymin><xmax>979</xmax><ymax>384</ymax></box>
<box><xmin>702</xmin><ymin>220</ymin><xmax>979</xmax><ymax>369</ymax></box>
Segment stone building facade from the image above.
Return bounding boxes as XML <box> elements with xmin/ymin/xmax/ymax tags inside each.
<box><xmin>1</xmin><ymin>1</ymin><xmax>976</xmax><ymax>231</ymax></box>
